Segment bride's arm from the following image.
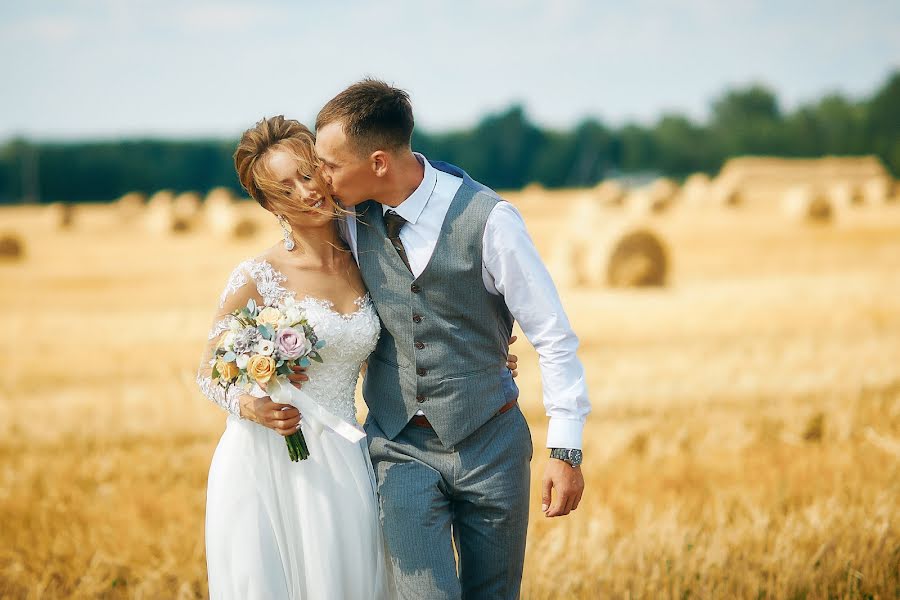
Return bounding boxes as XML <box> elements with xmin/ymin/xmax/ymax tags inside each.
<box><xmin>195</xmin><ymin>262</ymin><xmax>304</xmax><ymax>435</ymax></box>
<box><xmin>195</xmin><ymin>263</ymin><xmax>259</xmax><ymax>418</ymax></box>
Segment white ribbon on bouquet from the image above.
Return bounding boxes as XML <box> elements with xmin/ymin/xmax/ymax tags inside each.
<box><xmin>267</xmin><ymin>376</ymin><xmax>366</xmax><ymax>444</ymax></box>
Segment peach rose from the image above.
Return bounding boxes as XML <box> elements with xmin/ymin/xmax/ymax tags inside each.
<box><xmin>215</xmin><ymin>358</ymin><xmax>240</xmax><ymax>381</ymax></box>
<box><xmin>257</xmin><ymin>307</ymin><xmax>282</xmax><ymax>328</ymax></box>
<box><xmin>247</xmin><ymin>354</ymin><xmax>276</xmax><ymax>384</ymax></box>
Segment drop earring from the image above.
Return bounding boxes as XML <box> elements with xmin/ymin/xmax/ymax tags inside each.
<box><xmin>277</xmin><ymin>214</ymin><xmax>295</xmax><ymax>251</ymax></box>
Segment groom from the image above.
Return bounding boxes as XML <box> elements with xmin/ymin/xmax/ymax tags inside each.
<box><xmin>315</xmin><ymin>79</ymin><xmax>590</xmax><ymax>599</ymax></box>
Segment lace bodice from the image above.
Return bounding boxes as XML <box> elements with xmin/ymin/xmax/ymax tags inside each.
<box><xmin>196</xmin><ymin>258</ymin><xmax>380</xmax><ymax>424</ymax></box>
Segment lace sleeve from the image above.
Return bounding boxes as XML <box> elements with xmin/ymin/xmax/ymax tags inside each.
<box><xmin>195</xmin><ymin>260</ymin><xmax>260</xmax><ymax>418</ymax></box>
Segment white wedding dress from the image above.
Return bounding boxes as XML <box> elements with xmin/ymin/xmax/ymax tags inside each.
<box><xmin>196</xmin><ymin>258</ymin><xmax>394</xmax><ymax>599</ymax></box>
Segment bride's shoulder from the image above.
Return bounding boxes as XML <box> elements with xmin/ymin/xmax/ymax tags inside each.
<box><xmin>217</xmin><ymin>250</ymin><xmax>279</xmax><ymax>309</ymax></box>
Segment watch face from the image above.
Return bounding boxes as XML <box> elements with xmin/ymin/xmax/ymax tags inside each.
<box><xmin>570</xmin><ymin>449</ymin><xmax>583</xmax><ymax>465</ymax></box>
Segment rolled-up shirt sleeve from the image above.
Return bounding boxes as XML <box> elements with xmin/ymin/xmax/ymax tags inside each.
<box><xmin>482</xmin><ymin>201</ymin><xmax>591</xmax><ymax>449</ymax></box>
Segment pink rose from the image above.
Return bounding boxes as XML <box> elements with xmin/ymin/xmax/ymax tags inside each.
<box><xmin>275</xmin><ymin>327</ymin><xmax>311</xmax><ymax>360</ymax></box>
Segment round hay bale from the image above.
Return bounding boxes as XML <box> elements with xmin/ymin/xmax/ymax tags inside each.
<box><xmin>567</xmin><ymin>193</ymin><xmax>607</xmax><ymax>243</ymax></box>
<box><xmin>44</xmin><ymin>202</ymin><xmax>75</xmax><ymax>229</ymax></box>
<box><xmin>862</xmin><ymin>177</ymin><xmax>893</xmax><ymax>204</ymax></box>
<box><xmin>680</xmin><ymin>173</ymin><xmax>711</xmax><ymax>206</ymax></box>
<box><xmin>206</xmin><ymin>201</ymin><xmax>259</xmax><ymax>239</ymax></box>
<box><xmin>0</xmin><ymin>233</ymin><xmax>24</xmax><ymax>260</ymax></box>
<box><xmin>522</xmin><ymin>182</ymin><xmax>545</xmax><ymax>195</ymax></box>
<box><xmin>232</xmin><ymin>217</ymin><xmax>259</xmax><ymax>239</ymax></box>
<box><xmin>205</xmin><ymin>187</ymin><xmax>236</xmax><ymax>209</ymax></box>
<box><xmin>710</xmin><ymin>182</ymin><xmax>742</xmax><ymax>207</ymax></box>
<box><xmin>173</xmin><ymin>191</ymin><xmax>202</xmax><ymax>221</ymax></box>
<box><xmin>593</xmin><ymin>180</ymin><xmax>626</xmax><ymax>207</ymax></box>
<box><xmin>648</xmin><ymin>178</ymin><xmax>679</xmax><ymax>204</ymax></box>
<box><xmin>626</xmin><ymin>178</ymin><xmax>679</xmax><ymax>215</ymax></box>
<box><xmin>626</xmin><ymin>190</ymin><xmax>668</xmax><ymax>215</ymax></box>
<box><xmin>547</xmin><ymin>240</ymin><xmax>583</xmax><ymax>288</ymax></box>
<box><xmin>145</xmin><ymin>190</ymin><xmax>192</xmax><ymax>234</ymax></box>
<box><xmin>828</xmin><ymin>182</ymin><xmax>864</xmax><ymax>210</ymax></box>
<box><xmin>783</xmin><ymin>186</ymin><xmax>832</xmax><ymax>223</ymax></box>
<box><xmin>116</xmin><ymin>192</ymin><xmax>146</xmax><ymax>221</ymax></box>
<box><xmin>583</xmin><ymin>226</ymin><xmax>668</xmax><ymax>287</ymax></box>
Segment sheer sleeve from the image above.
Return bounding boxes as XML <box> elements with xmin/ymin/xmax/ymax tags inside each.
<box><xmin>195</xmin><ymin>260</ymin><xmax>262</xmax><ymax>418</ymax></box>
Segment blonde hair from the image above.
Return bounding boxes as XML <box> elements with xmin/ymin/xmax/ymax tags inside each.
<box><xmin>233</xmin><ymin>115</ymin><xmax>337</xmax><ymax>222</ymax></box>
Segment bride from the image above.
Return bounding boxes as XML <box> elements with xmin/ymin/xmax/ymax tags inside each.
<box><xmin>195</xmin><ymin>115</ymin><xmax>516</xmax><ymax>598</ymax></box>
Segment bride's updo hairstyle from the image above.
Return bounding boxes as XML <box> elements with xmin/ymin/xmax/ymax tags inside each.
<box><xmin>233</xmin><ymin>115</ymin><xmax>336</xmax><ymax>221</ymax></box>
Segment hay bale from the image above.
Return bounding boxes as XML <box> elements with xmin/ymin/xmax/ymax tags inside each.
<box><xmin>0</xmin><ymin>233</ymin><xmax>24</xmax><ymax>260</ymax></box>
<box><xmin>116</xmin><ymin>192</ymin><xmax>146</xmax><ymax>221</ymax></box>
<box><xmin>145</xmin><ymin>190</ymin><xmax>192</xmax><ymax>234</ymax></box>
<box><xmin>583</xmin><ymin>226</ymin><xmax>668</xmax><ymax>287</ymax></box>
<box><xmin>862</xmin><ymin>177</ymin><xmax>894</xmax><ymax>204</ymax></box>
<box><xmin>522</xmin><ymin>182</ymin><xmax>545</xmax><ymax>195</ymax></box>
<box><xmin>593</xmin><ymin>180</ymin><xmax>626</xmax><ymax>207</ymax></box>
<box><xmin>711</xmin><ymin>155</ymin><xmax>890</xmax><ymax>205</ymax></box>
<box><xmin>173</xmin><ymin>192</ymin><xmax>202</xmax><ymax>221</ymax></box>
<box><xmin>828</xmin><ymin>182</ymin><xmax>864</xmax><ymax>209</ymax></box>
<box><xmin>627</xmin><ymin>178</ymin><xmax>679</xmax><ymax>215</ymax></box>
<box><xmin>147</xmin><ymin>190</ymin><xmax>175</xmax><ymax>210</ymax></box>
<box><xmin>44</xmin><ymin>202</ymin><xmax>75</xmax><ymax>229</ymax></box>
<box><xmin>547</xmin><ymin>240</ymin><xmax>583</xmax><ymax>288</ymax></box>
<box><xmin>564</xmin><ymin>199</ymin><xmax>669</xmax><ymax>288</ymax></box>
<box><xmin>205</xmin><ymin>200</ymin><xmax>259</xmax><ymax>239</ymax></box>
<box><xmin>648</xmin><ymin>178</ymin><xmax>679</xmax><ymax>204</ymax></box>
<box><xmin>710</xmin><ymin>182</ymin><xmax>742</xmax><ymax>207</ymax></box>
<box><xmin>626</xmin><ymin>190</ymin><xmax>668</xmax><ymax>215</ymax></box>
<box><xmin>680</xmin><ymin>173</ymin><xmax>711</xmax><ymax>206</ymax></box>
<box><xmin>205</xmin><ymin>187</ymin><xmax>236</xmax><ymax>209</ymax></box>
<box><xmin>783</xmin><ymin>186</ymin><xmax>832</xmax><ymax>223</ymax></box>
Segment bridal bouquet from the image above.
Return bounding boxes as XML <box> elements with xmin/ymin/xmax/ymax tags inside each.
<box><xmin>210</xmin><ymin>296</ymin><xmax>325</xmax><ymax>461</ymax></box>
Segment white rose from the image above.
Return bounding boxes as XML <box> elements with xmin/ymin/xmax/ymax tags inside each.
<box><xmin>222</xmin><ymin>331</ymin><xmax>236</xmax><ymax>350</ymax></box>
<box><xmin>285</xmin><ymin>307</ymin><xmax>303</xmax><ymax>325</ymax></box>
<box><xmin>236</xmin><ymin>353</ymin><xmax>250</xmax><ymax>369</ymax></box>
<box><xmin>254</xmin><ymin>339</ymin><xmax>275</xmax><ymax>356</ymax></box>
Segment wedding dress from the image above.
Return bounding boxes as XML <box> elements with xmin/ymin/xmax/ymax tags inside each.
<box><xmin>195</xmin><ymin>257</ymin><xmax>394</xmax><ymax>599</ymax></box>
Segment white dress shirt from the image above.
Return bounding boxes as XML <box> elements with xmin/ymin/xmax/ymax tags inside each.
<box><xmin>342</xmin><ymin>153</ymin><xmax>591</xmax><ymax>449</ymax></box>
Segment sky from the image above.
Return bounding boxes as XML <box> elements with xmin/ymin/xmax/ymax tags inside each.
<box><xmin>1</xmin><ymin>0</ymin><xmax>898</xmax><ymax>141</ymax></box>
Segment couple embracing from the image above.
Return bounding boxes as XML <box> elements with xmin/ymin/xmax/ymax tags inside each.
<box><xmin>195</xmin><ymin>79</ymin><xmax>591</xmax><ymax>599</ymax></box>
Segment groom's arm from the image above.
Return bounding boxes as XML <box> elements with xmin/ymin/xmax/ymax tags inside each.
<box><xmin>482</xmin><ymin>200</ymin><xmax>590</xmax><ymax>517</ymax></box>
<box><xmin>482</xmin><ymin>201</ymin><xmax>591</xmax><ymax>447</ymax></box>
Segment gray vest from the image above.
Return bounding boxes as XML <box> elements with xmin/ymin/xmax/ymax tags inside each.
<box><xmin>356</xmin><ymin>162</ymin><xmax>519</xmax><ymax>447</ymax></box>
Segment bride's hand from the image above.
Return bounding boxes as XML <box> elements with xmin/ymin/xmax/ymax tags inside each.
<box><xmin>240</xmin><ymin>395</ymin><xmax>303</xmax><ymax>436</ymax></box>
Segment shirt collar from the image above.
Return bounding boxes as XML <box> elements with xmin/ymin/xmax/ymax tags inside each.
<box><xmin>382</xmin><ymin>152</ymin><xmax>436</xmax><ymax>225</ymax></box>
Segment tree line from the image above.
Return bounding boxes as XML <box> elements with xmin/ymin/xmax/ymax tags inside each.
<box><xmin>1</xmin><ymin>70</ymin><xmax>897</xmax><ymax>204</ymax></box>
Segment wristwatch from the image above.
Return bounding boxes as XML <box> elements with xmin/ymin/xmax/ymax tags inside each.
<box><xmin>549</xmin><ymin>448</ymin><xmax>583</xmax><ymax>467</ymax></box>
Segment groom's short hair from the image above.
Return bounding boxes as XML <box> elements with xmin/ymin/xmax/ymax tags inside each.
<box><xmin>316</xmin><ymin>78</ymin><xmax>414</xmax><ymax>157</ymax></box>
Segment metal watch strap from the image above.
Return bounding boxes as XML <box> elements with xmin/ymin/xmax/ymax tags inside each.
<box><xmin>549</xmin><ymin>447</ymin><xmax>583</xmax><ymax>467</ymax></box>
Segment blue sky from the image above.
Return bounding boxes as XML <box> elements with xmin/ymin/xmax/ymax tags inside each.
<box><xmin>1</xmin><ymin>0</ymin><xmax>898</xmax><ymax>141</ymax></box>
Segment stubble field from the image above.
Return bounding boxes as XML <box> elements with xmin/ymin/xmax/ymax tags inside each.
<box><xmin>1</xmin><ymin>192</ymin><xmax>898</xmax><ymax>598</ymax></box>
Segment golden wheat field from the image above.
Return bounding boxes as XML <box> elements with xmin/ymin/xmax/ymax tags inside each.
<box><xmin>1</xmin><ymin>189</ymin><xmax>899</xmax><ymax>599</ymax></box>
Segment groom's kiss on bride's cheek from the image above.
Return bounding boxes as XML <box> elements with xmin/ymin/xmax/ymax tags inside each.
<box><xmin>197</xmin><ymin>78</ymin><xmax>591</xmax><ymax>600</ymax></box>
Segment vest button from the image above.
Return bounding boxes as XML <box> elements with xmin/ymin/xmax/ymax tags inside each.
<box><xmin>415</xmin><ymin>341</ymin><xmax>425</xmax><ymax>350</ymax></box>
<box><xmin>412</xmin><ymin>314</ymin><xmax>422</xmax><ymax>323</ymax></box>
<box><xmin>416</xmin><ymin>367</ymin><xmax>427</xmax><ymax>376</ymax></box>
<box><xmin>411</xmin><ymin>284</ymin><xmax>421</xmax><ymax>293</ymax></box>
<box><xmin>416</xmin><ymin>394</ymin><xmax>426</xmax><ymax>403</ymax></box>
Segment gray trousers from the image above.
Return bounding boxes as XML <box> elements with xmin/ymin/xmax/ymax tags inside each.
<box><xmin>366</xmin><ymin>404</ymin><xmax>533</xmax><ymax>600</ymax></box>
